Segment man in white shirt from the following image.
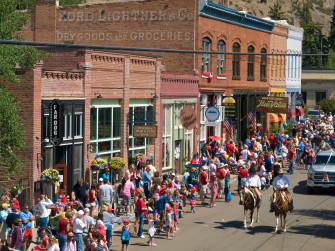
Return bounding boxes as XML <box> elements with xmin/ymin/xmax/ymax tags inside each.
<box><xmin>270</xmin><ymin>169</ymin><xmax>293</xmax><ymax>212</ymax></box>
<box><xmin>73</xmin><ymin>210</ymin><xmax>87</xmax><ymax>251</ymax></box>
<box><xmin>245</xmin><ymin>166</ymin><xmax>262</xmax><ymax>204</ymax></box>
<box><xmin>241</xmin><ymin>145</ymin><xmax>251</xmax><ymax>161</ymax></box>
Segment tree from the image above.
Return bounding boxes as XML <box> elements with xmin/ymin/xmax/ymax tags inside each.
<box><xmin>318</xmin><ymin>98</ymin><xmax>335</xmax><ymax>114</ymax></box>
<box><xmin>268</xmin><ymin>2</ymin><xmax>286</xmax><ymax>20</ymax></box>
<box><xmin>328</xmin><ymin>2</ymin><xmax>335</xmax><ymax>50</ymax></box>
<box><xmin>0</xmin><ymin>0</ymin><xmax>47</xmax><ymax>176</ymax></box>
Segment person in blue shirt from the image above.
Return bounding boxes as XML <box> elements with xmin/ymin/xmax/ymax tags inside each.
<box><xmin>264</xmin><ymin>155</ymin><xmax>273</xmax><ymax>185</ymax></box>
<box><xmin>20</xmin><ymin>205</ymin><xmax>35</xmax><ymax>251</ymax></box>
<box><xmin>245</xmin><ymin>136</ymin><xmax>251</xmax><ymax>148</ymax></box>
<box><xmin>219</xmin><ymin>152</ymin><xmax>226</xmax><ymax>164</ymax></box>
<box><xmin>276</xmin><ymin>131</ymin><xmax>283</xmax><ymax>155</ymax></box>
<box><xmin>298</xmin><ymin>140</ymin><xmax>305</xmax><ymax>163</ymax></box>
<box><xmin>142</xmin><ymin>166</ymin><xmax>151</xmax><ymax>199</ymax></box>
<box><xmin>155</xmin><ymin>189</ymin><xmax>167</xmax><ymax>233</ymax></box>
<box><xmin>99</xmin><ymin>169</ymin><xmax>110</xmax><ymax>182</ymax></box>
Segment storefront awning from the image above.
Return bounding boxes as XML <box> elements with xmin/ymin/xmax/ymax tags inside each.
<box><xmin>287</xmin><ymin>109</ymin><xmax>296</xmax><ymax>118</ymax></box>
<box><xmin>296</xmin><ymin>107</ymin><xmax>304</xmax><ymax>116</ymax></box>
<box><xmin>278</xmin><ymin>113</ymin><xmax>286</xmax><ymax>122</ymax></box>
<box><xmin>269</xmin><ymin>113</ymin><xmax>279</xmax><ymax>122</ymax></box>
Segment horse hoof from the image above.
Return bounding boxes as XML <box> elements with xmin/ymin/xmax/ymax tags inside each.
<box><xmin>244</xmin><ymin>227</ymin><xmax>247</xmax><ymax>230</ymax></box>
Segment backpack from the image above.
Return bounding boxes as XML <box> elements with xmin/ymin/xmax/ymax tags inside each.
<box><xmin>122</xmin><ymin>226</ymin><xmax>130</xmax><ymax>241</ymax></box>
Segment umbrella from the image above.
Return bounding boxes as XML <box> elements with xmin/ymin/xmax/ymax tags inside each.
<box><xmin>209</xmin><ymin>136</ymin><xmax>222</xmax><ymax>140</ymax></box>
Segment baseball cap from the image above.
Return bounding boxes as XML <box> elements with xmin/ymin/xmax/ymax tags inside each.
<box><xmin>77</xmin><ymin>210</ymin><xmax>84</xmax><ymax>216</ymax></box>
<box><xmin>84</xmin><ymin>208</ymin><xmax>90</xmax><ymax>213</ymax></box>
<box><xmin>203</xmin><ymin>166</ymin><xmax>208</xmax><ymax>170</ymax></box>
<box><xmin>99</xmin><ymin>178</ymin><xmax>103</xmax><ymax>181</ymax></box>
<box><xmin>2</xmin><ymin>203</ymin><xmax>9</xmax><ymax>209</ymax></box>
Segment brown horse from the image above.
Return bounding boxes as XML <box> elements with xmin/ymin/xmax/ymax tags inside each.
<box><xmin>273</xmin><ymin>189</ymin><xmax>290</xmax><ymax>233</ymax></box>
<box><xmin>240</xmin><ymin>187</ymin><xmax>261</xmax><ymax>229</ymax></box>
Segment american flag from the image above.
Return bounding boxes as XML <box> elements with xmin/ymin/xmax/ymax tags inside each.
<box><xmin>224</xmin><ymin>117</ymin><xmax>234</xmax><ymax>140</ymax></box>
<box><xmin>247</xmin><ymin>109</ymin><xmax>257</xmax><ymax>131</ymax></box>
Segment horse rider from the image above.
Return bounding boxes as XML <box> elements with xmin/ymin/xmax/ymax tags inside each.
<box><xmin>269</xmin><ymin>169</ymin><xmax>294</xmax><ymax>213</ymax></box>
<box><xmin>245</xmin><ymin>165</ymin><xmax>262</xmax><ymax>205</ymax></box>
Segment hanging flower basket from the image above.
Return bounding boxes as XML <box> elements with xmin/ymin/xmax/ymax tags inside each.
<box><xmin>41</xmin><ymin>168</ymin><xmax>59</xmax><ymax>184</ymax></box>
<box><xmin>131</xmin><ymin>153</ymin><xmax>148</xmax><ymax>166</ymax></box>
<box><xmin>10</xmin><ymin>185</ymin><xmax>23</xmax><ymax>194</ymax></box>
<box><xmin>91</xmin><ymin>155</ymin><xmax>108</xmax><ymax>170</ymax></box>
<box><xmin>109</xmin><ymin>157</ymin><xmax>126</xmax><ymax>171</ymax></box>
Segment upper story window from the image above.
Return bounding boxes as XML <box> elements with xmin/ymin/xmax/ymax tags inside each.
<box><xmin>232</xmin><ymin>42</ymin><xmax>240</xmax><ymax>79</ymax></box>
<box><xmin>247</xmin><ymin>45</ymin><xmax>255</xmax><ymax>80</ymax></box>
<box><xmin>217</xmin><ymin>40</ymin><xmax>226</xmax><ymax>74</ymax></box>
<box><xmin>260</xmin><ymin>48</ymin><xmax>267</xmax><ymax>81</ymax></box>
<box><xmin>202</xmin><ymin>37</ymin><xmax>211</xmax><ymax>72</ymax></box>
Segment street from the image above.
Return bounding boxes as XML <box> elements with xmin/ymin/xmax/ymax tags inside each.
<box><xmin>110</xmin><ymin>165</ymin><xmax>335</xmax><ymax>251</ymax></box>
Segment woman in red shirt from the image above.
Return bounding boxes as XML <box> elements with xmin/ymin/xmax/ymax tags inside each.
<box><xmin>32</xmin><ymin>229</ymin><xmax>49</xmax><ymax>250</ymax></box>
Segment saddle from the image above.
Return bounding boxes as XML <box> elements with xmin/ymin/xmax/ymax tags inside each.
<box><xmin>244</xmin><ymin>187</ymin><xmax>258</xmax><ymax>207</ymax></box>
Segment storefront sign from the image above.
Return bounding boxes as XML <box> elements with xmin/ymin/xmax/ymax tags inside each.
<box><xmin>256</xmin><ymin>96</ymin><xmax>288</xmax><ymax>113</ymax></box>
<box><xmin>133</xmin><ymin>125</ymin><xmax>157</xmax><ymax>138</ymax></box>
<box><xmin>205</xmin><ymin>106</ymin><xmax>220</xmax><ymax>122</ymax></box>
<box><xmin>180</xmin><ymin>105</ymin><xmax>197</xmax><ymax>130</ymax></box>
<box><xmin>205</xmin><ymin>121</ymin><xmax>220</xmax><ymax>127</ymax></box>
<box><xmin>49</xmin><ymin>99</ymin><xmax>62</xmax><ymax>145</ymax></box>
<box><xmin>222</xmin><ymin>97</ymin><xmax>235</xmax><ymax>119</ymax></box>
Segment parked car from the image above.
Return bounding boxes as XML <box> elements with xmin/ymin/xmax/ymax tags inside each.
<box><xmin>307</xmin><ymin>150</ymin><xmax>335</xmax><ymax>193</ymax></box>
<box><xmin>307</xmin><ymin>110</ymin><xmax>323</xmax><ymax>121</ymax></box>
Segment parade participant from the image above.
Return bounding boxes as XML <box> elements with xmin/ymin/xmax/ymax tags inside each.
<box><xmin>210</xmin><ymin>176</ymin><xmax>218</xmax><ymax>208</ymax></box>
<box><xmin>142</xmin><ymin>166</ymin><xmax>152</xmax><ymax>199</ymax></box>
<box><xmin>121</xmin><ymin>219</ymin><xmax>130</xmax><ymax>251</ymax></box>
<box><xmin>240</xmin><ymin>165</ymin><xmax>249</xmax><ymax>189</ymax></box>
<box><xmin>199</xmin><ymin>166</ymin><xmax>208</xmax><ymax>205</ymax></box>
<box><xmin>245</xmin><ymin>166</ymin><xmax>262</xmax><ymax>205</ymax></box>
<box><xmin>270</xmin><ymin>169</ymin><xmax>294</xmax><ymax>213</ymax></box>
<box><xmin>273</xmin><ymin>158</ymin><xmax>282</xmax><ymax>179</ymax></box>
<box><xmin>216</xmin><ymin>163</ymin><xmax>226</xmax><ymax>199</ymax></box>
<box><xmin>20</xmin><ymin>204</ymin><xmax>35</xmax><ymax>251</ymax></box>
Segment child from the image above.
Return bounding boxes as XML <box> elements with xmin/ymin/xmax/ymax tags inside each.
<box><xmin>189</xmin><ymin>186</ymin><xmax>197</xmax><ymax>213</ymax></box>
<box><xmin>147</xmin><ymin>214</ymin><xmax>156</xmax><ymax>246</ymax></box>
<box><xmin>224</xmin><ymin>173</ymin><xmax>232</xmax><ymax>202</ymax></box>
<box><xmin>65</xmin><ymin>232</ymin><xmax>76</xmax><ymax>251</ymax></box>
<box><xmin>121</xmin><ymin>219</ymin><xmax>130</xmax><ymax>251</ymax></box>
<box><xmin>133</xmin><ymin>188</ymin><xmax>141</xmax><ymax>235</ymax></box>
<box><xmin>210</xmin><ymin>176</ymin><xmax>218</xmax><ymax>208</ymax></box>
<box><xmin>165</xmin><ymin>207</ymin><xmax>173</xmax><ymax>240</ymax></box>
<box><xmin>180</xmin><ymin>185</ymin><xmax>188</xmax><ymax>208</ymax></box>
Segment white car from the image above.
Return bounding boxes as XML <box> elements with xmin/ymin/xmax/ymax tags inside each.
<box><xmin>307</xmin><ymin>110</ymin><xmax>323</xmax><ymax>121</ymax></box>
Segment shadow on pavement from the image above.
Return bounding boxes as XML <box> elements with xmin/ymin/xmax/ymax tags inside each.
<box><xmin>293</xmin><ymin>209</ymin><xmax>335</xmax><ymax>221</ymax></box>
<box><xmin>246</xmin><ymin>225</ymin><xmax>275</xmax><ymax>235</ymax></box>
<box><xmin>288</xmin><ymin>224</ymin><xmax>335</xmax><ymax>239</ymax></box>
<box><xmin>213</xmin><ymin>220</ymin><xmax>242</xmax><ymax>230</ymax></box>
<box><xmin>293</xmin><ymin>180</ymin><xmax>308</xmax><ymax>195</ymax></box>
<box><xmin>293</xmin><ymin>180</ymin><xmax>335</xmax><ymax>196</ymax></box>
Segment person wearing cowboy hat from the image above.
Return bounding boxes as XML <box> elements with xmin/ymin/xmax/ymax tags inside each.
<box><xmin>269</xmin><ymin>169</ymin><xmax>294</xmax><ymax>213</ymax></box>
<box><xmin>245</xmin><ymin>166</ymin><xmax>262</xmax><ymax>205</ymax></box>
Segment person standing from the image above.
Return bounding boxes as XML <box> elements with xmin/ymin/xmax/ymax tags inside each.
<box><xmin>216</xmin><ymin>163</ymin><xmax>226</xmax><ymax>199</ymax></box>
<box><xmin>34</xmin><ymin>195</ymin><xmax>53</xmax><ymax>227</ymax></box>
<box><xmin>57</xmin><ymin>212</ymin><xmax>71</xmax><ymax>251</ymax></box>
<box><xmin>264</xmin><ymin>154</ymin><xmax>273</xmax><ymax>185</ymax></box>
<box><xmin>135</xmin><ymin>193</ymin><xmax>147</xmax><ymax>239</ymax></box>
<box><xmin>73</xmin><ymin>210</ymin><xmax>87</xmax><ymax>251</ymax></box>
<box><xmin>98</xmin><ymin>178</ymin><xmax>114</xmax><ymax>208</ymax></box>
<box><xmin>199</xmin><ymin>166</ymin><xmax>209</xmax><ymax>205</ymax></box>
<box><xmin>88</xmin><ymin>185</ymin><xmax>97</xmax><ymax>218</ymax></box>
<box><xmin>0</xmin><ymin>203</ymin><xmax>9</xmax><ymax>245</ymax></box>
<box><xmin>10</xmin><ymin>218</ymin><xmax>23</xmax><ymax>250</ymax></box>
<box><xmin>82</xmin><ymin>208</ymin><xmax>95</xmax><ymax>238</ymax></box>
<box><xmin>20</xmin><ymin>205</ymin><xmax>35</xmax><ymax>251</ymax></box>
<box><xmin>102</xmin><ymin>207</ymin><xmax>115</xmax><ymax>249</ymax></box>
<box><xmin>142</xmin><ymin>166</ymin><xmax>152</xmax><ymax>200</ymax></box>
<box><xmin>122</xmin><ymin>177</ymin><xmax>135</xmax><ymax>216</ymax></box>
<box><xmin>72</xmin><ymin>179</ymin><xmax>89</xmax><ymax>207</ymax></box>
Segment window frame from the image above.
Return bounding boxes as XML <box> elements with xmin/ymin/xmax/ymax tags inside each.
<box><xmin>260</xmin><ymin>48</ymin><xmax>267</xmax><ymax>81</ymax></box>
<box><xmin>232</xmin><ymin>43</ymin><xmax>240</xmax><ymax>80</ymax></box>
<box><xmin>217</xmin><ymin>40</ymin><xmax>226</xmax><ymax>74</ymax></box>
<box><xmin>202</xmin><ymin>37</ymin><xmax>211</xmax><ymax>73</ymax></box>
<box><xmin>247</xmin><ymin>45</ymin><xmax>255</xmax><ymax>81</ymax></box>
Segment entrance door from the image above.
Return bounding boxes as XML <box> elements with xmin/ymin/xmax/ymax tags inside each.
<box><xmin>55</xmin><ymin>164</ymin><xmax>67</xmax><ymax>194</ymax></box>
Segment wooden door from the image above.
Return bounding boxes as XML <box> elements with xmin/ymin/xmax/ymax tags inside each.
<box><xmin>55</xmin><ymin>164</ymin><xmax>67</xmax><ymax>194</ymax></box>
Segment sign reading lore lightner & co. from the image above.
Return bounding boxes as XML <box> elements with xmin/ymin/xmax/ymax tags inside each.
<box><xmin>256</xmin><ymin>97</ymin><xmax>288</xmax><ymax>113</ymax></box>
<box><xmin>133</xmin><ymin>125</ymin><xmax>157</xmax><ymax>138</ymax></box>
<box><xmin>180</xmin><ymin>105</ymin><xmax>197</xmax><ymax>130</ymax></box>
<box><xmin>49</xmin><ymin>99</ymin><xmax>62</xmax><ymax>145</ymax></box>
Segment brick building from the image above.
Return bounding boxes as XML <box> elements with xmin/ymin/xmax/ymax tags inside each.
<box><xmin>6</xmin><ymin>48</ymin><xmax>161</xmax><ymax>202</ymax></box>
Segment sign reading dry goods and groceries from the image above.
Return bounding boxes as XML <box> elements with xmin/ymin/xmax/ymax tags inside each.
<box><xmin>49</xmin><ymin>99</ymin><xmax>62</xmax><ymax>145</ymax></box>
<box><xmin>180</xmin><ymin>105</ymin><xmax>197</xmax><ymax>130</ymax></box>
<box><xmin>133</xmin><ymin>125</ymin><xmax>157</xmax><ymax>138</ymax></box>
<box><xmin>256</xmin><ymin>97</ymin><xmax>288</xmax><ymax>113</ymax></box>
<box><xmin>222</xmin><ymin>97</ymin><xmax>236</xmax><ymax>119</ymax></box>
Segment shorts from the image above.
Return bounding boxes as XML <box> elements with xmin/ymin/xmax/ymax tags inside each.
<box><xmin>0</xmin><ymin>231</ymin><xmax>7</xmax><ymax>241</ymax></box>
<box><xmin>201</xmin><ymin>185</ymin><xmax>207</xmax><ymax>193</ymax></box>
<box><xmin>266</xmin><ymin>172</ymin><xmax>272</xmax><ymax>180</ymax></box>
<box><xmin>23</xmin><ymin>228</ymin><xmax>33</xmax><ymax>240</ymax></box>
<box><xmin>100</xmin><ymin>200</ymin><xmax>111</xmax><ymax>207</ymax></box>
<box><xmin>123</xmin><ymin>195</ymin><xmax>132</xmax><ymax>206</ymax></box>
<box><xmin>122</xmin><ymin>240</ymin><xmax>129</xmax><ymax>245</ymax></box>
<box><xmin>89</xmin><ymin>202</ymin><xmax>96</xmax><ymax>207</ymax></box>
<box><xmin>157</xmin><ymin>211</ymin><xmax>165</xmax><ymax>222</ymax></box>
<box><xmin>8</xmin><ymin>227</ymin><xmax>13</xmax><ymax>237</ymax></box>
<box><xmin>218</xmin><ymin>179</ymin><xmax>224</xmax><ymax>190</ymax></box>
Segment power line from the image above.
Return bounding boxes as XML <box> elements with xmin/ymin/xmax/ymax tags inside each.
<box><xmin>0</xmin><ymin>39</ymin><xmax>333</xmax><ymax>57</ymax></box>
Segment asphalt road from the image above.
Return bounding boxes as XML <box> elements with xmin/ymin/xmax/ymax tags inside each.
<box><xmin>110</xmin><ymin>165</ymin><xmax>335</xmax><ymax>251</ymax></box>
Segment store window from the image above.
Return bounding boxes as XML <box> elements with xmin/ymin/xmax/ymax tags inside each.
<box><xmin>260</xmin><ymin>48</ymin><xmax>267</xmax><ymax>80</ymax></box>
<box><xmin>247</xmin><ymin>45</ymin><xmax>255</xmax><ymax>80</ymax></box>
<box><xmin>217</xmin><ymin>40</ymin><xmax>226</xmax><ymax>74</ymax></box>
<box><xmin>232</xmin><ymin>43</ymin><xmax>240</xmax><ymax>79</ymax></box>
<box><xmin>184</xmin><ymin>129</ymin><xmax>194</xmax><ymax>161</ymax></box>
<box><xmin>90</xmin><ymin>106</ymin><xmax>122</xmax><ymax>158</ymax></box>
<box><xmin>162</xmin><ymin>105</ymin><xmax>173</xmax><ymax>169</ymax></box>
<box><xmin>74</xmin><ymin>111</ymin><xmax>83</xmax><ymax>138</ymax></box>
<box><xmin>202</xmin><ymin>37</ymin><xmax>211</xmax><ymax>72</ymax></box>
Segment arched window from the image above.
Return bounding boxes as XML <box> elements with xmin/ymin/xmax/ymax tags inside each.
<box><xmin>217</xmin><ymin>40</ymin><xmax>226</xmax><ymax>74</ymax></box>
<box><xmin>247</xmin><ymin>45</ymin><xmax>255</xmax><ymax>80</ymax></box>
<box><xmin>232</xmin><ymin>42</ymin><xmax>240</xmax><ymax>79</ymax></box>
<box><xmin>202</xmin><ymin>37</ymin><xmax>211</xmax><ymax>72</ymax></box>
<box><xmin>260</xmin><ymin>48</ymin><xmax>267</xmax><ymax>80</ymax></box>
